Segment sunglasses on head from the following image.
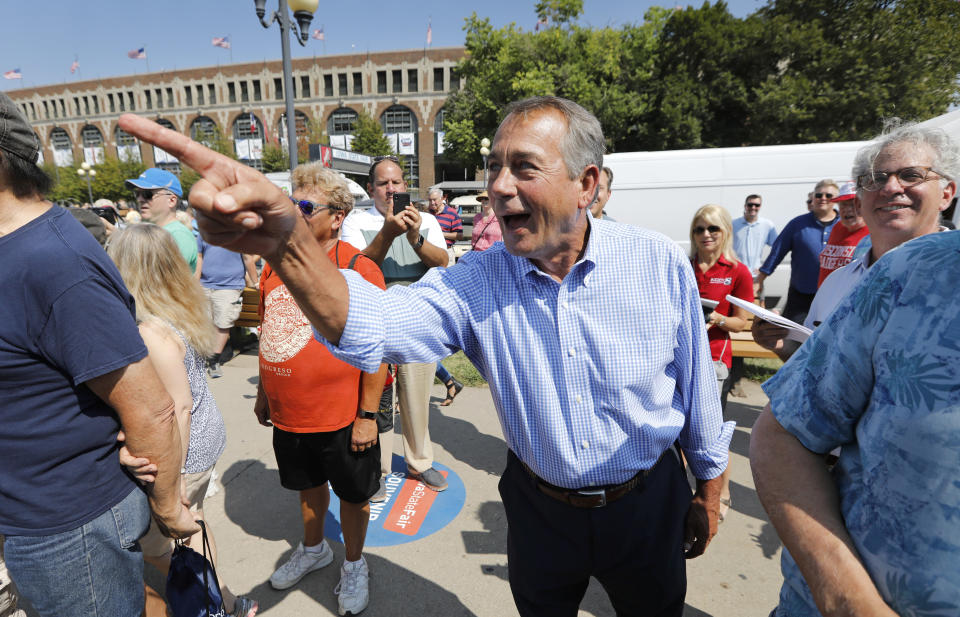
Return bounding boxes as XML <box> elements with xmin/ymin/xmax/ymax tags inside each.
<box><xmin>814</xmin><ymin>192</ymin><xmax>835</xmax><ymax>199</ymax></box>
<box><xmin>693</xmin><ymin>225</ymin><xmax>722</xmax><ymax>235</ymax></box>
<box><xmin>290</xmin><ymin>196</ymin><xmax>340</xmax><ymax>218</ymax></box>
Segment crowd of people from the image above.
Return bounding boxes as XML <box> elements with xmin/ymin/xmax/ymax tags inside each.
<box><xmin>1</xmin><ymin>85</ymin><xmax>958</xmax><ymax>617</ymax></box>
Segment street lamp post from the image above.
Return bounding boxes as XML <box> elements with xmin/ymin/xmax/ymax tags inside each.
<box><xmin>254</xmin><ymin>0</ymin><xmax>319</xmax><ymax>172</ymax></box>
<box><xmin>77</xmin><ymin>162</ymin><xmax>96</xmax><ymax>203</ymax></box>
<box><xmin>479</xmin><ymin>137</ymin><xmax>491</xmax><ymax>187</ymax></box>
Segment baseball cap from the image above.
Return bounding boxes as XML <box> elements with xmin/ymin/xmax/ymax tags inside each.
<box><xmin>126</xmin><ymin>167</ymin><xmax>183</xmax><ymax>197</ymax></box>
<box><xmin>831</xmin><ymin>181</ymin><xmax>856</xmax><ymax>202</ymax></box>
<box><xmin>93</xmin><ymin>198</ymin><xmax>117</xmax><ymax>211</ymax></box>
<box><xmin>0</xmin><ymin>92</ymin><xmax>40</xmax><ymax>163</ymax></box>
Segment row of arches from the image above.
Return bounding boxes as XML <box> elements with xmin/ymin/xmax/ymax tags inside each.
<box><xmin>45</xmin><ymin>105</ymin><xmax>431</xmax><ymax>177</ymax></box>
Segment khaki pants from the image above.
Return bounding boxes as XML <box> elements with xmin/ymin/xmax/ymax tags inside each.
<box><xmin>381</xmin><ymin>362</ymin><xmax>435</xmax><ymax>475</ymax></box>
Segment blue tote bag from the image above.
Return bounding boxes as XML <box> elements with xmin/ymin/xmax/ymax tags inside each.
<box><xmin>166</xmin><ymin>520</ymin><xmax>226</xmax><ymax>617</ymax></box>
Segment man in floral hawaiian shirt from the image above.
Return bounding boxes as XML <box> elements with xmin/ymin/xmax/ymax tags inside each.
<box><xmin>752</xmin><ymin>210</ymin><xmax>960</xmax><ymax>616</ymax></box>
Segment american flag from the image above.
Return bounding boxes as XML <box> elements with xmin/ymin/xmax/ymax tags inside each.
<box><xmin>3</xmin><ymin>68</ymin><xmax>22</xmax><ymax>80</ymax></box>
<box><xmin>312</xmin><ymin>27</ymin><xmax>324</xmax><ymax>41</ymax></box>
<box><xmin>127</xmin><ymin>47</ymin><xmax>146</xmax><ymax>60</ymax></box>
<box><xmin>70</xmin><ymin>60</ymin><xmax>79</xmax><ymax>74</ymax></box>
<box><xmin>426</xmin><ymin>20</ymin><xmax>432</xmax><ymax>46</ymax></box>
<box><xmin>212</xmin><ymin>36</ymin><xmax>230</xmax><ymax>49</ymax></box>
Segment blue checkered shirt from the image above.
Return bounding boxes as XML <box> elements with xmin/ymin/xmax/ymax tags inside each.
<box><xmin>320</xmin><ymin>216</ymin><xmax>734</xmax><ymax>488</ymax></box>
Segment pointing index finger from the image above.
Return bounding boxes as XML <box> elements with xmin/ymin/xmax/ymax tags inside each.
<box><xmin>117</xmin><ymin>113</ymin><xmax>250</xmax><ymax>191</ymax></box>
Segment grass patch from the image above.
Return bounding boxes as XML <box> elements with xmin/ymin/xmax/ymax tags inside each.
<box><xmin>436</xmin><ymin>351</ymin><xmax>487</xmax><ymax>387</ymax></box>
<box><xmin>743</xmin><ymin>357</ymin><xmax>783</xmax><ymax>383</ymax></box>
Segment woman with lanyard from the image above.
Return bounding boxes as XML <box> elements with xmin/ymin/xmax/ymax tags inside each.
<box><xmin>689</xmin><ymin>204</ymin><xmax>753</xmax><ymax>522</ymax></box>
<box><xmin>470</xmin><ymin>191</ymin><xmax>502</xmax><ymax>251</ymax></box>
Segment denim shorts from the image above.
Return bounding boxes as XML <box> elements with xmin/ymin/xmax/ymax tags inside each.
<box><xmin>4</xmin><ymin>487</ymin><xmax>150</xmax><ymax>617</ymax></box>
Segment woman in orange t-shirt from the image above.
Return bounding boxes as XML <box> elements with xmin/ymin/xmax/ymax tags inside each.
<box><xmin>254</xmin><ymin>164</ymin><xmax>387</xmax><ymax>613</ymax></box>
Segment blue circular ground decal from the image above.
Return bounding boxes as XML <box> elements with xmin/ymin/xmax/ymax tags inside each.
<box><xmin>324</xmin><ymin>454</ymin><xmax>466</xmax><ymax>546</ymax></box>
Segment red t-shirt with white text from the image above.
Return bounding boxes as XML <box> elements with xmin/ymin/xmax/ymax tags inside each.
<box><xmin>818</xmin><ymin>224</ymin><xmax>869</xmax><ymax>287</ymax></box>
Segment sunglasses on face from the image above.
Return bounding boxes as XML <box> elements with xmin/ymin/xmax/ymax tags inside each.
<box><xmin>135</xmin><ymin>189</ymin><xmax>172</xmax><ymax>201</ymax></box>
<box><xmin>291</xmin><ymin>197</ymin><xmax>340</xmax><ymax>218</ymax></box>
<box><xmin>814</xmin><ymin>192</ymin><xmax>835</xmax><ymax>199</ymax></box>
<box><xmin>693</xmin><ymin>225</ymin><xmax>722</xmax><ymax>235</ymax></box>
<box><xmin>745</xmin><ymin>203</ymin><xmax>761</xmax><ymax>208</ymax></box>
<box><xmin>856</xmin><ymin>166</ymin><xmax>943</xmax><ymax>192</ymax></box>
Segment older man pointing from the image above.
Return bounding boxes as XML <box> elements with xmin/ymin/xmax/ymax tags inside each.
<box><xmin>119</xmin><ymin>95</ymin><xmax>732</xmax><ymax>617</ymax></box>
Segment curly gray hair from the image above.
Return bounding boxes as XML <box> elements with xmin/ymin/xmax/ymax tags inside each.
<box><xmin>852</xmin><ymin>119</ymin><xmax>960</xmax><ymax>195</ymax></box>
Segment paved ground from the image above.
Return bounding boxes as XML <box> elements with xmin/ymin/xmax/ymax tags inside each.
<box><xmin>20</xmin><ymin>350</ymin><xmax>785</xmax><ymax>617</ymax></box>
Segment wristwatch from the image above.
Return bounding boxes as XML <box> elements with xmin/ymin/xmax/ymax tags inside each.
<box><xmin>413</xmin><ymin>234</ymin><xmax>425</xmax><ymax>249</ymax></box>
<box><xmin>356</xmin><ymin>410</ymin><xmax>378</xmax><ymax>420</ymax></box>
<box><xmin>717</xmin><ymin>317</ymin><xmax>726</xmax><ymax>328</ymax></box>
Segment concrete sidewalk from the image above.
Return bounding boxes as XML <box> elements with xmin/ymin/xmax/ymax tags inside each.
<box><xmin>178</xmin><ymin>351</ymin><xmax>784</xmax><ymax>617</ymax></box>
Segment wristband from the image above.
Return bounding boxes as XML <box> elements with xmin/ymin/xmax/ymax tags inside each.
<box><xmin>356</xmin><ymin>410</ymin><xmax>378</xmax><ymax>420</ymax></box>
<box><xmin>413</xmin><ymin>234</ymin><xmax>424</xmax><ymax>249</ymax></box>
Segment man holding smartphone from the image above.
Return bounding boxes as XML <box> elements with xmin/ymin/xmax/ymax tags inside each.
<box><xmin>339</xmin><ymin>156</ymin><xmax>449</xmax><ymax>495</ymax></box>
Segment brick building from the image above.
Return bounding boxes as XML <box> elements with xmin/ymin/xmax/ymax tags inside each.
<box><xmin>5</xmin><ymin>46</ymin><xmax>468</xmax><ymax>192</ymax></box>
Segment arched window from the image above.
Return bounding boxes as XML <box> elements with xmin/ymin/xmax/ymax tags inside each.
<box><xmin>278</xmin><ymin>110</ymin><xmax>309</xmax><ymax>140</ymax></box>
<box><xmin>381</xmin><ymin>105</ymin><xmax>418</xmax><ymax>186</ymax></box>
<box><xmin>326</xmin><ymin>107</ymin><xmax>357</xmax><ymax>151</ymax></box>
<box><xmin>233</xmin><ymin>113</ymin><xmax>264</xmax><ymax>171</ymax></box>
<box><xmin>50</xmin><ymin>127</ymin><xmax>73</xmax><ymax>167</ymax></box>
<box><xmin>190</xmin><ymin>115</ymin><xmax>220</xmax><ymax>147</ymax></box>
<box><xmin>115</xmin><ymin>126</ymin><xmax>141</xmax><ymax>163</ymax></box>
<box><xmin>153</xmin><ymin>119</ymin><xmax>180</xmax><ymax>174</ymax></box>
<box><xmin>81</xmin><ymin>125</ymin><xmax>104</xmax><ymax>165</ymax></box>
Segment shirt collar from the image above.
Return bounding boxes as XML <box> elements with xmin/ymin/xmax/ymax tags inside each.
<box><xmin>510</xmin><ymin>210</ymin><xmax>599</xmax><ymax>285</ymax></box>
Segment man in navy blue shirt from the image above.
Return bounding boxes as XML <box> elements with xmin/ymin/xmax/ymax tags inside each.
<box><xmin>0</xmin><ymin>93</ymin><xmax>197</xmax><ymax>617</ymax></box>
<box><xmin>757</xmin><ymin>180</ymin><xmax>839</xmax><ymax>323</ymax></box>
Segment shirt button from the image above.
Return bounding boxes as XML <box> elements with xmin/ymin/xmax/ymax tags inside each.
<box><xmin>568</xmin><ymin>348</ymin><xmax>576</xmax><ymax>357</ymax></box>
<box><xmin>581</xmin><ymin>440</ymin><xmax>589</xmax><ymax>450</ymax></box>
<box><xmin>562</xmin><ymin>301</ymin><xmax>569</xmax><ymax>309</ymax></box>
<box><xmin>575</xmin><ymin>395</ymin><xmax>582</xmax><ymax>403</ymax></box>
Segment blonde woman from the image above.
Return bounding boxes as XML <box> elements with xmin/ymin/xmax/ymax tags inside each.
<box><xmin>688</xmin><ymin>204</ymin><xmax>753</xmax><ymax>522</ymax></box>
<box><xmin>108</xmin><ymin>224</ymin><xmax>257</xmax><ymax>617</ymax></box>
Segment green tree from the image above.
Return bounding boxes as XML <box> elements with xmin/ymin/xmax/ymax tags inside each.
<box><xmin>441</xmin><ymin>6</ymin><xmax>666</xmax><ymax>168</ymax></box>
<box><xmin>350</xmin><ymin>110</ymin><xmax>394</xmax><ymax>157</ymax></box>
<box><xmin>261</xmin><ymin>143</ymin><xmax>290</xmax><ymax>173</ymax></box>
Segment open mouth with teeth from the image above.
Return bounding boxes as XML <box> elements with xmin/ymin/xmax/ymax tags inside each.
<box><xmin>501</xmin><ymin>212</ymin><xmax>531</xmax><ymax>231</ymax></box>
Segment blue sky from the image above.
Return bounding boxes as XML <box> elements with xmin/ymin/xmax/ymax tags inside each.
<box><xmin>1</xmin><ymin>0</ymin><xmax>765</xmax><ymax>91</ymax></box>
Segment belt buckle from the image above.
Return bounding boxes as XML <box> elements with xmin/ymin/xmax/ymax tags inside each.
<box><xmin>574</xmin><ymin>488</ymin><xmax>607</xmax><ymax>508</ymax></box>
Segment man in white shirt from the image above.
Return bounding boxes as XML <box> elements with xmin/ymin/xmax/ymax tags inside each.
<box><xmin>340</xmin><ymin>155</ymin><xmax>449</xmax><ymax>495</ymax></box>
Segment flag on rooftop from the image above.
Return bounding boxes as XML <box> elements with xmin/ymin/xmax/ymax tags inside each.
<box><xmin>212</xmin><ymin>36</ymin><xmax>230</xmax><ymax>49</ymax></box>
<box><xmin>426</xmin><ymin>20</ymin><xmax>432</xmax><ymax>46</ymax></box>
<box><xmin>312</xmin><ymin>27</ymin><xmax>324</xmax><ymax>40</ymax></box>
<box><xmin>70</xmin><ymin>60</ymin><xmax>79</xmax><ymax>74</ymax></box>
<box><xmin>4</xmin><ymin>68</ymin><xmax>22</xmax><ymax>80</ymax></box>
<box><xmin>127</xmin><ymin>47</ymin><xmax>146</xmax><ymax>60</ymax></box>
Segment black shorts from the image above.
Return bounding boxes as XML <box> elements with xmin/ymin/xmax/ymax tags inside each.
<box><xmin>273</xmin><ymin>423</ymin><xmax>380</xmax><ymax>504</ymax></box>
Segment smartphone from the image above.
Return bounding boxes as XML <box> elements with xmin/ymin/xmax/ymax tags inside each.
<box><xmin>91</xmin><ymin>207</ymin><xmax>117</xmax><ymax>225</ymax></box>
<box><xmin>392</xmin><ymin>192</ymin><xmax>410</xmax><ymax>215</ymax></box>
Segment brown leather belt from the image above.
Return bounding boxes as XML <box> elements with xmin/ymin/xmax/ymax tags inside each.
<box><xmin>519</xmin><ymin>451</ymin><xmax>665</xmax><ymax>509</ymax></box>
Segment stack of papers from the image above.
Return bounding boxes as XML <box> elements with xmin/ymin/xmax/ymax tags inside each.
<box><xmin>725</xmin><ymin>295</ymin><xmax>813</xmax><ymax>342</ymax></box>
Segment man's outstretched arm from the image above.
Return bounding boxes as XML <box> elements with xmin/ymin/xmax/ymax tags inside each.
<box><xmin>118</xmin><ymin>114</ymin><xmax>351</xmax><ymax>346</ymax></box>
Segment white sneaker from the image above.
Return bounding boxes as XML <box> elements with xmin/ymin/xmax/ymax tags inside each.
<box><xmin>269</xmin><ymin>541</ymin><xmax>333</xmax><ymax>590</ymax></box>
<box><xmin>334</xmin><ymin>558</ymin><xmax>369</xmax><ymax>615</ymax></box>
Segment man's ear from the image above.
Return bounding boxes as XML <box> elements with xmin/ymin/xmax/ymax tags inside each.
<box><xmin>939</xmin><ymin>181</ymin><xmax>957</xmax><ymax>212</ymax></box>
<box><xmin>578</xmin><ymin>165</ymin><xmax>600</xmax><ymax>211</ymax></box>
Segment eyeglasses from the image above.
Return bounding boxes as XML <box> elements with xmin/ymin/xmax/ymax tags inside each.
<box><xmin>814</xmin><ymin>192</ymin><xmax>835</xmax><ymax>199</ymax></box>
<box><xmin>856</xmin><ymin>166</ymin><xmax>943</xmax><ymax>192</ymax></box>
<box><xmin>290</xmin><ymin>196</ymin><xmax>341</xmax><ymax>218</ymax></box>
<box><xmin>135</xmin><ymin>189</ymin><xmax>173</xmax><ymax>201</ymax></box>
<box><xmin>745</xmin><ymin>203</ymin><xmax>761</xmax><ymax>208</ymax></box>
<box><xmin>693</xmin><ymin>225</ymin><xmax>722</xmax><ymax>235</ymax></box>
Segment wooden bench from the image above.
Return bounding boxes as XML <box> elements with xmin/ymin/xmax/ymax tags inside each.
<box><xmin>234</xmin><ymin>286</ymin><xmax>261</xmax><ymax>329</ymax></box>
<box><xmin>730</xmin><ymin>315</ymin><xmax>779</xmax><ymax>359</ymax></box>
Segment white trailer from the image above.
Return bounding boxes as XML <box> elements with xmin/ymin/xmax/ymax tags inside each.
<box><xmin>602</xmin><ymin>108</ymin><xmax>960</xmax><ymax>306</ymax></box>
